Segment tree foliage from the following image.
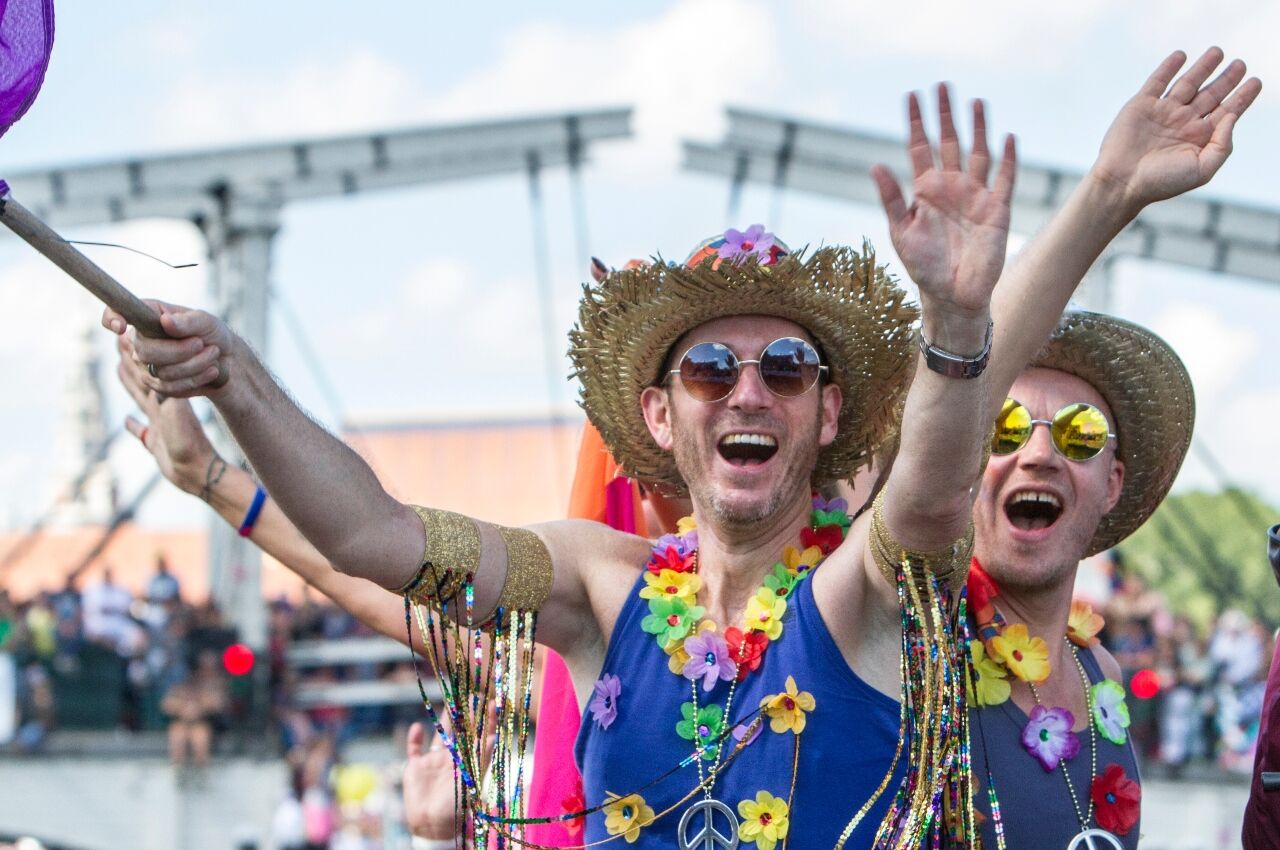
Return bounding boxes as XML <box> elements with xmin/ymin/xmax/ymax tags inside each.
<box><xmin>1117</xmin><ymin>489</ymin><xmax>1279</xmax><ymax>630</ymax></box>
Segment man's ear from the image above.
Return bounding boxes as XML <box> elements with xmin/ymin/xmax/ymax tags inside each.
<box><xmin>640</xmin><ymin>385</ymin><xmax>675</xmax><ymax>451</ymax></box>
<box><xmin>1104</xmin><ymin>456</ymin><xmax>1125</xmax><ymax>513</ymax></box>
<box><xmin>818</xmin><ymin>383</ymin><xmax>842</xmax><ymax>448</ymax></box>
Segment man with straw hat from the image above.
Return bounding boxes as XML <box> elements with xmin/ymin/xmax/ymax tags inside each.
<box><xmin>103</xmin><ymin>47</ymin><xmax>1256</xmax><ymax>849</ymax></box>
<box><xmin>963</xmin><ymin>310</ymin><xmax>1196</xmax><ymax>849</ymax></box>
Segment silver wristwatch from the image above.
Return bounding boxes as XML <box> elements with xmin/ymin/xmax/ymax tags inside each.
<box><xmin>917</xmin><ymin>320</ymin><xmax>993</xmax><ymax>379</ymax></box>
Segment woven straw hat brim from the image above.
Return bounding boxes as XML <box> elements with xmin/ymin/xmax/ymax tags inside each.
<box><xmin>569</xmin><ymin>244</ymin><xmax>920</xmax><ymax>489</ymax></box>
<box><xmin>1031</xmin><ymin>311</ymin><xmax>1195</xmax><ymax>555</ymax></box>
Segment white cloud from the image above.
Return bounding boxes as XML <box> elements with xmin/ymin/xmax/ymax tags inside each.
<box><xmin>792</xmin><ymin>0</ymin><xmax>1110</xmax><ymax>64</ymax></box>
<box><xmin>1149</xmin><ymin>302</ymin><xmax>1258</xmax><ymax>408</ymax></box>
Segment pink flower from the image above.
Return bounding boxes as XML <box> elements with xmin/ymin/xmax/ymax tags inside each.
<box><xmin>1021</xmin><ymin>705</ymin><xmax>1080</xmax><ymax>771</ymax></box>
<box><xmin>589</xmin><ymin>673</ymin><xmax>622</xmax><ymax>729</ymax></box>
<box><xmin>717</xmin><ymin>225</ymin><xmax>776</xmax><ymax>265</ymax></box>
<box><xmin>681</xmin><ymin>631</ymin><xmax>737</xmax><ymax>692</ymax></box>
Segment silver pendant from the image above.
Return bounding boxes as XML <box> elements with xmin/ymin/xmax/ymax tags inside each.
<box><xmin>1067</xmin><ymin>828</ymin><xmax>1124</xmax><ymax>850</ymax></box>
<box><xmin>677</xmin><ymin>798</ymin><xmax>740</xmax><ymax>850</ymax></box>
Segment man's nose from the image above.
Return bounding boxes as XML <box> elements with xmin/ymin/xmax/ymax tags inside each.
<box><xmin>726</xmin><ymin>361</ymin><xmax>772</xmax><ymax>411</ymax></box>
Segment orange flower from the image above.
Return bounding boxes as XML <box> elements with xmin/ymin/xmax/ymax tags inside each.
<box><xmin>990</xmin><ymin>623</ymin><xmax>1051</xmax><ymax>684</ymax></box>
<box><xmin>1067</xmin><ymin>600</ymin><xmax>1105</xmax><ymax>647</ymax></box>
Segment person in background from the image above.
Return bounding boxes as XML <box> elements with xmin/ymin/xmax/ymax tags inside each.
<box><xmin>1241</xmin><ymin>524</ymin><xmax>1280</xmax><ymax>849</ymax></box>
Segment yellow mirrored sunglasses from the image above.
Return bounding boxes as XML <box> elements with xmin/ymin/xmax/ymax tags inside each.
<box><xmin>992</xmin><ymin>398</ymin><xmax>1117</xmax><ymax>462</ymax></box>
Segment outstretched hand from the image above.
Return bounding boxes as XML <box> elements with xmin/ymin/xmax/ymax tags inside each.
<box><xmin>1094</xmin><ymin>47</ymin><xmax>1262</xmax><ymax>212</ymax></box>
<box><xmin>116</xmin><ymin>336</ymin><xmax>218</xmax><ymax>496</ymax></box>
<box><xmin>404</xmin><ymin>709</ymin><xmax>497</xmax><ymax>840</ymax></box>
<box><xmin>872</xmin><ymin>85</ymin><xmax>1017</xmax><ymax>319</ymax></box>
<box><xmin>102</xmin><ymin>300</ymin><xmax>235</xmax><ymax>398</ymax></box>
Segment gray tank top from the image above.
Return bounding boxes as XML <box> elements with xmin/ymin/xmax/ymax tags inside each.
<box><xmin>971</xmin><ymin>646</ymin><xmax>1142</xmax><ymax>849</ymax></box>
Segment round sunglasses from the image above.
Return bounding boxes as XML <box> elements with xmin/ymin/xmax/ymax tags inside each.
<box><xmin>992</xmin><ymin>398</ymin><xmax>1117</xmax><ymax>462</ymax></box>
<box><xmin>667</xmin><ymin>337</ymin><xmax>828</xmax><ymax>403</ymax></box>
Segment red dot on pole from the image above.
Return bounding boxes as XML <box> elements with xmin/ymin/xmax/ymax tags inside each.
<box><xmin>223</xmin><ymin>643</ymin><xmax>255</xmax><ymax>677</ymax></box>
<box><xmin>1131</xmin><ymin>668</ymin><xmax>1159</xmax><ymax>700</ymax></box>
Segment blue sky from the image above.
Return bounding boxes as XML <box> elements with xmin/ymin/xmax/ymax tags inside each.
<box><xmin>2</xmin><ymin>0</ymin><xmax>1278</xmax><ymax>530</ymax></box>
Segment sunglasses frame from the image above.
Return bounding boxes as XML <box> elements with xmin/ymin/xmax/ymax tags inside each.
<box><xmin>993</xmin><ymin>399</ymin><xmax>1118</xmax><ymax>462</ymax></box>
<box><xmin>666</xmin><ymin>336</ymin><xmax>829</xmax><ymax>403</ymax></box>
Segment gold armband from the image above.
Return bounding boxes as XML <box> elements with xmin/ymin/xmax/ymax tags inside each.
<box><xmin>398</xmin><ymin>506</ymin><xmax>482</xmax><ymax>604</ymax></box>
<box><xmin>493</xmin><ymin>526</ymin><xmax>554</xmax><ymax>614</ymax></box>
<box><xmin>869</xmin><ymin>492</ymin><xmax>973</xmax><ymax>592</ymax></box>
<box><xmin>399</xmin><ymin>506</ymin><xmax>553</xmax><ymax>621</ymax></box>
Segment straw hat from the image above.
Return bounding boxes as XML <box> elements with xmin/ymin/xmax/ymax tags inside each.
<box><xmin>1030</xmin><ymin>310</ymin><xmax>1195</xmax><ymax>555</ymax></box>
<box><xmin>569</xmin><ymin>227</ymin><xmax>919</xmax><ymax>489</ymax></box>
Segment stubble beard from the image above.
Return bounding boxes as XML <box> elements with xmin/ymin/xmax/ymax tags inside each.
<box><xmin>979</xmin><ymin>499</ymin><xmax>1108</xmax><ymax>594</ymax></box>
<box><xmin>670</xmin><ymin>407</ymin><xmax>822</xmax><ymax>532</ymax></box>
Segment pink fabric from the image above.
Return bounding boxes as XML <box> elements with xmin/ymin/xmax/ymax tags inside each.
<box><xmin>604</xmin><ymin>475</ymin><xmax>638</xmax><ymax>534</ymax></box>
<box><xmin>525</xmin><ymin>652</ymin><xmax>584</xmax><ymax>846</ymax></box>
<box><xmin>1243</xmin><ymin>634</ymin><xmax>1280</xmax><ymax>849</ymax></box>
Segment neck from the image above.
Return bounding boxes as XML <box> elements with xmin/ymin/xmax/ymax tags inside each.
<box><xmin>992</xmin><ymin>561</ymin><xmax>1085</xmax><ymax>697</ymax></box>
<box><xmin>690</xmin><ymin>489</ymin><xmax>812</xmax><ymax>624</ymax></box>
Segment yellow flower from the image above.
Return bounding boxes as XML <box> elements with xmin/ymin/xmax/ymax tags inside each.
<box><xmin>760</xmin><ymin>676</ymin><xmax>816</xmax><ymax>734</ymax></box>
<box><xmin>1067</xmin><ymin>600</ymin><xmax>1105</xmax><ymax>647</ymax></box>
<box><xmin>603</xmin><ymin>792</ymin><xmax>655</xmax><ymax>843</ymax></box>
<box><xmin>744</xmin><ymin>588</ymin><xmax>787</xmax><ymax>640</ymax></box>
<box><xmin>665</xmin><ymin>620</ymin><xmax>716</xmax><ymax>674</ymax></box>
<box><xmin>990</xmin><ymin>623</ymin><xmax>1051</xmax><ymax>684</ymax></box>
<box><xmin>781</xmin><ymin>545</ymin><xmax>823</xmax><ymax>576</ymax></box>
<box><xmin>737</xmin><ymin>791</ymin><xmax>790</xmax><ymax>850</ymax></box>
<box><xmin>640</xmin><ymin>569</ymin><xmax>701</xmax><ymax>604</ymax></box>
<box><xmin>970</xmin><ymin>640</ymin><xmax>1011</xmax><ymax>706</ymax></box>
<box><xmin>677</xmin><ymin>516</ymin><xmax>698</xmax><ymax>535</ymax></box>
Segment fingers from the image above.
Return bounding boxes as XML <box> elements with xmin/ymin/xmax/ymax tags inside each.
<box><xmin>992</xmin><ymin>134</ymin><xmax>1018</xmax><ymax>204</ymax></box>
<box><xmin>406</xmin><ymin>721</ymin><xmax>427</xmax><ymax>758</ymax></box>
<box><xmin>1199</xmin><ymin>111</ymin><xmax>1238</xmax><ymax>176</ymax></box>
<box><xmin>117</xmin><ymin>360</ymin><xmax>153</xmax><ymax>410</ymax></box>
<box><xmin>124</xmin><ymin>414</ymin><xmax>151</xmax><ymax>448</ymax></box>
<box><xmin>968</xmin><ymin>99</ymin><xmax>991</xmax><ymax>185</ymax></box>
<box><xmin>1140</xmin><ymin>50</ymin><xmax>1187</xmax><ymax>97</ymax></box>
<box><xmin>906</xmin><ymin>92</ymin><xmax>935</xmax><ymax>179</ymax></box>
<box><xmin>1190</xmin><ymin>58</ymin><xmax>1246</xmax><ymax>117</ymax></box>
<box><xmin>936</xmin><ymin>84</ymin><xmax>962</xmax><ymax>171</ymax></box>
<box><xmin>871</xmin><ymin>164</ymin><xmax>909</xmax><ymax>228</ymax></box>
<box><xmin>101</xmin><ymin>306</ymin><xmax>128</xmax><ymax>335</ymax></box>
<box><xmin>150</xmin><ymin>343</ymin><xmax>221</xmax><ymax>383</ymax></box>
<box><xmin>1207</xmin><ymin>76</ymin><xmax>1263</xmax><ymax>124</ymax></box>
<box><xmin>1167</xmin><ymin>46</ymin><xmax>1225</xmax><ymax>104</ymax></box>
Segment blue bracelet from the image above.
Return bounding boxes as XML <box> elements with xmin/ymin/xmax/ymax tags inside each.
<box><xmin>238</xmin><ymin>485</ymin><xmax>268</xmax><ymax>537</ymax></box>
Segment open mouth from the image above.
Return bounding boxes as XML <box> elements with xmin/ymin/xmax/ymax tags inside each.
<box><xmin>1003</xmin><ymin>489</ymin><xmax>1064</xmax><ymax>532</ymax></box>
<box><xmin>717</xmin><ymin>433</ymin><xmax>779</xmax><ymax>467</ymax></box>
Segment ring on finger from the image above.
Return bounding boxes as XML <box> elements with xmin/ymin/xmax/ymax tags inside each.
<box><xmin>139</xmin><ymin>426</ymin><xmax>150</xmax><ymax>444</ymax></box>
<box><xmin>148</xmin><ymin>363</ymin><xmax>158</xmax><ymax>378</ymax></box>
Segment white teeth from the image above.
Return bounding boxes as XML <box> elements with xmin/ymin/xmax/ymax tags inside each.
<box><xmin>719</xmin><ymin>433</ymin><xmax>778</xmax><ymax>447</ymax></box>
<box><xmin>1009</xmin><ymin>491</ymin><xmax>1061</xmax><ymax>510</ymax></box>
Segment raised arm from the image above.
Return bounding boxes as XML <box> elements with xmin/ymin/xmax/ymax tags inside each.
<box><xmin>113</xmin><ymin>343</ymin><xmax>424</xmax><ymax>650</ymax></box>
<box><xmin>986</xmin><ymin>47</ymin><xmax>1261</xmax><ymax>415</ymax></box>
<box><xmin>103</xmin><ymin>306</ymin><xmax>612</xmax><ymax>656</ymax></box>
<box><xmin>870</xmin><ymin>85</ymin><xmax>1016</xmax><ymax>552</ymax></box>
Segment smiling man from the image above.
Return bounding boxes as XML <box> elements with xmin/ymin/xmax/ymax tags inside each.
<box><xmin>965</xmin><ymin>312</ymin><xmax>1194</xmax><ymax>849</ymax></box>
<box><xmin>102</xmin><ymin>49</ymin><xmax>1257</xmax><ymax>850</ymax></box>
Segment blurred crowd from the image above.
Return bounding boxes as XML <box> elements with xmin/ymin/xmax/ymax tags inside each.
<box><xmin>1092</xmin><ymin>554</ymin><xmax>1274</xmax><ymax>776</ymax></box>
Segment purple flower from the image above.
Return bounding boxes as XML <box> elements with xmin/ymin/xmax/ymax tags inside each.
<box><xmin>1021</xmin><ymin>705</ymin><xmax>1080</xmax><ymax>771</ymax></box>
<box><xmin>681</xmin><ymin>632</ymin><xmax>737</xmax><ymax>692</ymax></box>
<box><xmin>652</xmin><ymin>531</ymin><xmax>697</xmax><ymax>559</ymax></box>
<box><xmin>717</xmin><ymin>225</ymin><xmax>776</xmax><ymax>265</ymax></box>
<box><xmin>811</xmin><ymin>494</ymin><xmax>848</xmax><ymax>514</ymax></box>
<box><xmin>589</xmin><ymin>673</ymin><xmax>622</xmax><ymax>729</ymax></box>
<box><xmin>732</xmin><ymin>721</ymin><xmax>762</xmax><ymax>748</ymax></box>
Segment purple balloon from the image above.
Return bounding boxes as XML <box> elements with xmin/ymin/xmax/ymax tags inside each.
<box><xmin>0</xmin><ymin>0</ymin><xmax>55</xmax><ymax>138</ymax></box>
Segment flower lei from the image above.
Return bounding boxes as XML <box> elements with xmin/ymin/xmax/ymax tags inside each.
<box><xmin>967</xmin><ymin>558</ymin><xmax>1141</xmax><ymax>840</ymax></box>
<box><xmin>595</xmin><ymin>493</ymin><xmax>848</xmax><ymax>845</ymax></box>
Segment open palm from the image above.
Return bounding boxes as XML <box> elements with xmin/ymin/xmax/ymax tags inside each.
<box><xmin>873</xmin><ymin>86</ymin><xmax>1017</xmax><ymax>317</ymax></box>
<box><xmin>1094</xmin><ymin>48</ymin><xmax>1262</xmax><ymax>209</ymax></box>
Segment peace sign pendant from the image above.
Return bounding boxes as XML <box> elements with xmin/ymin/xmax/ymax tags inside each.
<box><xmin>677</xmin><ymin>798</ymin><xmax>740</xmax><ymax>850</ymax></box>
<box><xmin>1067</xmin><ymin>827</ymin><xmax>1124</xmax><ymax>850</ymax></box>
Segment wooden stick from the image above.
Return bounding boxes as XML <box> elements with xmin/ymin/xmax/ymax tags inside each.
<box><xmin>0</xmin><ymin>191</ymin><xmax>169</xmax><ymax>338</ymax></box>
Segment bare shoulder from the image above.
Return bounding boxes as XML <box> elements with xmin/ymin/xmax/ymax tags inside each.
<box><xmin>526</xmin><ymin>519</ymin><xmax>651</xmax><ymax>656</ymax></box>
<box><xmin>1088</xmin><ymin>642</ymin><xmax>1124</xmax><ymax>684</ymax></box>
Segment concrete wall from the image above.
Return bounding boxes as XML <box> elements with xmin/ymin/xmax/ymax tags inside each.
<box><xmin>0</xmin><ymin>756</ymin><xmax>285</xmax><ymax>850</ymax></box>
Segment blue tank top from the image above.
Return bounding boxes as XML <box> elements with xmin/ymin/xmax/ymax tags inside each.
<box><xmin>575</xmin><ymin>567</ymin><xmax>903</xmax><ymax>849</ymax></box>
<box><xmin>970</xmin><ymin>645</ymin><xmax>1142</xmax><ymax>849</ymax></box>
